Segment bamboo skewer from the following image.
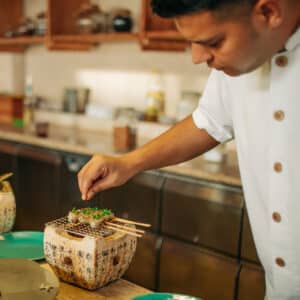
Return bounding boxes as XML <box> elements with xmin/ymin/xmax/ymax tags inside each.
<box><xmin>104</xmin><ymin>225</ymin><xmax>142</xmax><ymax>238</ymax></box>
<box><xmin>0</xmin><ymin>172</ymin><xmax>13</xmax><ymax>183</ymax></box>
<box><xmin>106</xmin><ymin>221</ymin><xmax>145</xmax><ymax>234</ymax></box>
<box><xmin>113</xmin><ymin>217</ymin><xmax>151</xmax><ymax>228</ymax></box>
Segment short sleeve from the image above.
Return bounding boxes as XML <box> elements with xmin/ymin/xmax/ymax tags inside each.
<box><xmin>192</xmin><ymin>70</ymin><xmax>234</xmax><ymax>143</ymax></box>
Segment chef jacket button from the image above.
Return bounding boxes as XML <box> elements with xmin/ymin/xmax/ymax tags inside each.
<box><xmin>275</xmin><ymin>55</ymin><xmax>288</xmax><ymax>67</ymax></box>
<box><xmin>274</xmin><ymin>110</ymin><xmax>285</xmax><ymax>121</ymax></box>
<box><xmin>274</xmin><ymin>162</ymin><xmax>283</xmax><ymax>173</ymax></box>
<box><xmin>275</xmin><ymin>257</ymin><xmax>286</xmax><ymax>267</ymax></box>
<box><xmin>272</xmin><ymin>212</ymin><xmax>282</xmax><ymax>223</ymax></box>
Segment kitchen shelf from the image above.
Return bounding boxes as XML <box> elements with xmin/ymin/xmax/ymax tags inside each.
<box><xmin>52</xmin><ymin>32</ymin><xmax>139</xmax><ymax>44</ymax></box>
<box><xmin>0</xmin><ymin>36</ymin><xmax>45</xmax><ymax>46</ymax></box>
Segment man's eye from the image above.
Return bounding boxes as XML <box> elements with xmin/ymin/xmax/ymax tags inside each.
<box><xmin>208</xmin><ymin>40</ymin><xmax>222</xmax><ymax>48</ymax></box>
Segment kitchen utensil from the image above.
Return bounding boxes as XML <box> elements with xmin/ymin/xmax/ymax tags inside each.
<box><xmin>0</xmin><ymin>258</ymin><xmax>59</xmax><ymax>300</ymax></box>
<box><xmin>44</xmin><ymin>214</ymin><xmax>138</xmax><ymax>290</ymax></box>
<box><xmin>0</xmin><ymin>180</ymin><xmax>15</xmax><ymax>234</ymax></box>
<box><xmin>132</xmin><ymin>293</ymin><xmax>202</xmax><ymax>300</ymax></box>
<box><xmin>0</xmin><ymin>231</ymin><xmax>44</xmax><ymax>260</ymax></box>
<box><xmin>0</xmin><ymin>172</ymin><xmax>13</xmax><ymax>184</ymax></box>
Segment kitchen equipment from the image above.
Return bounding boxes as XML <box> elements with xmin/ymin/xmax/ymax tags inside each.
<box><xmin>76</xmin><ymin>3</ymin><xmax>107</xmax><ymax>34</ymax></box>
<box><xmin>0</xmin><ymin>94</ymin><xmax>24</xmax><ymax>126</ymax></box>
<box><xmin>113</xmin><ymin>107</ymin><xmax>137</xmax><ymax>152</ymax></box>
<box><xmin>44</xmin><ymin>215</ymin><xmax>138</xmax><ymax>290</ymax></box>
<box><xmin>112</xmin><ymin>9</ymin><xmax>133</xmax><ymax>32</ymax></box>
<box><xmin>177</xmin><ymin>91</ymin><xmax>201</xmax><ymax>121</ymax></box>
<box><xmin>0</xmin><ymin>258</ymin><xmax>59</xmax><ymax>300</ymax></box>
<box><xmin>0</xmin><ymin>231</ymin><xmax>44</xmax><ymax>260</ymax></box>
<box><xmin>35</xmin><ymin>121</ymin><xmax>49</xmax><ymax>138</ymax></box>
<box><xmin>0</xmin><ymin>180</ymin><xmax>15</xmax><ymax>234</ymax></box>
<box><xmin>132</xmin><ymin>293</ymin><xmax>202</xmax><ymax>300</ymax></box>
<box><xmin>76</xmin><ymin>88</ymin><xmax>90</xmax><ymax>114</ymax></box>
<box><xmin>144</xmin><ymin>71</ymin><xmax>165</xmax><ymax>122</ymax></box>
<box><xmin>35</xmin><ymin>11</ymin><xmax>47</xmax><ymax>36</ymax></box>
<box><xmin>0</xmin><ymin>172</ymin><xmax>13</xmax><ymax>184</ymax></box>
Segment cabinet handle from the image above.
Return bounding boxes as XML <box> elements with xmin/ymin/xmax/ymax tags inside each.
<box><xmin>16</xmin><ymin>146</ymin><xmax>61</xmax><ymax>165</ymax></box>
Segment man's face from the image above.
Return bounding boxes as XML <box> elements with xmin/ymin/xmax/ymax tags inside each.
<box><xmin>175</xmin><ymin>8</ymin><xmax>282</xmax><ymax>76</ymax></box>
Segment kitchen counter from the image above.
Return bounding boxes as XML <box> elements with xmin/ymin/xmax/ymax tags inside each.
<box><xmin>41</xmin><ymin>263</ymin><xmax>151</xmax><ymax>300</ymax></box>
<box><xmin>0</xmin><ymin>123</ymin><xmax>241</xmax><ymax>187</ymax></box>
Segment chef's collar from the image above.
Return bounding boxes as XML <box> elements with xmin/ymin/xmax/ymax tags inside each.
<box><xmin>285</xmin><ymin>25</ymin><xmax>300</xmax><ymax>51</ymax></box>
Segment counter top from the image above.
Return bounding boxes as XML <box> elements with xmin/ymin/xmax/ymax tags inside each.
<box><xmin>0</xmin><ymin>124</ymin><xmax>241</xmax><ymax>187</ymax></box>
<box><xmin>41</xmin><ymin>264</ymin><xmax>150</xmax><ymax>300</ymax></box>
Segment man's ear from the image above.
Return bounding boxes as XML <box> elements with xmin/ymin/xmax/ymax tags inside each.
<box><xmin>252</xmin><ymin>0</ymin><xmax>283</xmax><ymax>30</ymax></box>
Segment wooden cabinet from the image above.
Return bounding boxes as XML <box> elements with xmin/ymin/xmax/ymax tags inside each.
<box><xmin>160</xmin><ymin>237</ymin><xmax>239</xmax><ymax>300</ymax></box>
<box><xmin>241</xmin><ymin>210</ymin><xmax>260</xmax><ymax>263</ymax></box>
<box><xmin>162</xmin><ymin>177</ymin><xmax>243</xmax><ymax>257</ymax></box>
<box><xmin>100</xmin><ymin>171</ymin><xmax>165</xmax><ymax>233</ymax></box>
<box><xmin>125</xmin><ymin>232</ymin><xmax>163</xmax><ymax>291</ymax></box>
<box><xmin>0</xmin><ymin>0</ymin><xmax>188</xmax><ymax>52</ymax></box>
<box><xmin>237</xmin><ymin>262</ymin><xmax>265</xmax><ymax>300</ymax></box>
<box><xmin>0</xmin><ymin>0</ymin><xmax>44</xmax><ymax>52</ymax></box>
<box><xmin>140</xmin><ymin>0</ymin><xmax>188</xmax><ymax>51</ymax></box>
<box><xmin>14</xmin><ymin>144</ymin><xmax>62</xmax><ymax>230</ymax></box>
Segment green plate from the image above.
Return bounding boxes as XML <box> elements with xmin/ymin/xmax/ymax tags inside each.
<box><xmin>0</xmin><ymin>231</ymin><xmax>44</xmax><ymax>260</ymax></box>
<box><xmin>132</xmin><ymin>293</ymin><xmax>201</xmax><ymax>300</ymax></box>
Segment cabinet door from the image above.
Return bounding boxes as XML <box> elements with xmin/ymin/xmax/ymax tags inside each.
<box><xmin>0</xmin><ymin>140</ymin><xmax>17</xmax><ymax>190</ymax></box>
<box><xmin>125</xmin><ymin>232</ymin><xmax>163</xmax><ymax>291</ymax></box>
<box><xmin>59</xmin><ymin>153</ymin><xmax>100</xmax><ymax>215</ymax></box>
<box><xmin>237</xmin><ymin>262</ymin><xmax>265</xmax><ymax>300</ymax></box>
<box><xmin>162</xmin><ymin>177</ymin><xmax>243</xmax><ymax>256</ymax></box>
<box><xmin>241</xmin><ymin>210</ymin><xmax>260</xmax><ymax>263</ymax></box>
<box><xmin>14</xmin><ymin>145</ymin><xmax>62</xmax><ymax>230</ymax></box>
<box><xmin>140</xmin><ymin>0</ymin><xmax>188</xmax><ymax>51</ymax></box>
<box><xmin>101</xmin><ymin>171</ymin><xmax>164</xmax><ymax>232</ymax></box>
<box><xmin>160</xmin><ymin>238</ymin><xmax>239</xmax><ymax>300</ymax></box>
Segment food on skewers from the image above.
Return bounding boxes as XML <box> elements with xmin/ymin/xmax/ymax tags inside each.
<box><xmin>67</xmin><ymin>207</ymin><xmax>114</xmax><ymax>228</ymax></box>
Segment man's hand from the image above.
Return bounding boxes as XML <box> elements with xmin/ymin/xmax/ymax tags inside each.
<box><xmin>78</xmin><ymin>155</ymin><xmax>136</xmax><ymax>201</ymax></box>
<box><xmin>78</xmin><ymin>116</ymin><xmax>218</xmax><ymax>201</ymax></box>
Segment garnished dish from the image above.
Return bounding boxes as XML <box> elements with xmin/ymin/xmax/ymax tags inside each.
<box><xmin>68</xmin><ymin>207</ymin><xmax>114</xmax><ymax>228</ymax></box>
<box><xmin>44</xmin><ymin>207</ymin><xmax>150</xmax><ymax>290</ymax></box>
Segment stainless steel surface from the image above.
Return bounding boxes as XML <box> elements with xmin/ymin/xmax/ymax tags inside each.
<box><xmin>45</xmin><ymin>216</ymin><xmax>114</xmax><ymax>238</ymax></box>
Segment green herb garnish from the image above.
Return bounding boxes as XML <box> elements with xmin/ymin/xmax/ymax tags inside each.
<box><xmin>92</xmin><ymin>214</ymin><xmax>101</xmax><ymax>220</ymax></box>
<box><xmin>101</xmin><ymin>209</ymin><xmax>113</xmax><ymax>216</ymax></box>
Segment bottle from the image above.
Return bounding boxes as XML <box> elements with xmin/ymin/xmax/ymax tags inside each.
<box><xmin>144</xmin><ymin>70</ymin><xmax>165</xmax><ymax>122</ymax></box>
<box><xmin>23</xmin><ymin>76</ymin><xmax>35</xmax><ymax>132</ymax></box>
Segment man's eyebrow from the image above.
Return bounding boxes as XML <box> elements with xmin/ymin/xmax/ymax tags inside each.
<box><xmin>189</xmin><ymin>34</ymin><xmax>223</xmax><ymax>45</ymax></box>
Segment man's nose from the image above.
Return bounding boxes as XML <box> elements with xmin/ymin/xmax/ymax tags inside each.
<box><xmin>192</xmin><ymin>43</ymin><xmax>213</xmax><ymax>64</ymax></box>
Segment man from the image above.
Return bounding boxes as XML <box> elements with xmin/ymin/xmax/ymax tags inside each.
<box><xmin>78</xmin><ymin>0</ymin><xmax>300</xmax><ymax>299</ymax></box>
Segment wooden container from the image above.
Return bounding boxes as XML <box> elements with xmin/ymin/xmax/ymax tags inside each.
<box><xmin>0</xmin><ymin>94</ymin><xmax>24</xmax><ymax>125</ymax></box>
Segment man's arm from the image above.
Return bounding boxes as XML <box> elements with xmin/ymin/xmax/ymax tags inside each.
<box><xmin>78</xmin><ymin>115</ymin><xmax>218</xmax><ymax>200</ymax></box>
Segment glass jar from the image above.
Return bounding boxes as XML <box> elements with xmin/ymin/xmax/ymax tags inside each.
<box><xmin>0</xmin><ymin>181</ymin><xmax>16</xmax><ymax>234</ymax></box>
<box><xmin>112</xmin><ymin>9</ymin><xmax>133</xmax><ymax>32</ymax></box>
<box><xmin>113</xmin><ymin>107</ymin><xmax>137</xmax><ymax>153</ymax></box>
<box><xmin>76</xmin><ymin>4</ymin><xmax>107</xmax><ymax>34</ymax></box>
<box><xmin>177</xmin><ymin>90</ymin><xmax>201</xmax><ymax>121</ymax></box>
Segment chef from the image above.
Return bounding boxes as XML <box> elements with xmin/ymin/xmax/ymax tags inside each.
<box><xmin>78</xmin><ymin>0</ymin><xmax>300</xmax><ymax>299</ymax></box>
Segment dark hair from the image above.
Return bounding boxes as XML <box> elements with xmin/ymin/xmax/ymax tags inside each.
<box><xmin>151</xmin><ymin>0</ymin><xmax>257</xmax><ymax>18</ymax></box>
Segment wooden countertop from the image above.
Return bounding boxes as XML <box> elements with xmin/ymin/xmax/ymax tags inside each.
<box><xmin>0</xmin><ymin>124</ymin><xmax>241</xmax><ymax>187</ymax></box>
<box><xmin>41</xmin><ymin>264</ymin><xmax>151</xmax><ymax>300</ymax></box>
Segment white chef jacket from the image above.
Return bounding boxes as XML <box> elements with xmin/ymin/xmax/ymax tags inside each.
<box><xmin>193</xmin><ymin>27</ymin><xmax>300</xmax><ymax>300</ymax></box>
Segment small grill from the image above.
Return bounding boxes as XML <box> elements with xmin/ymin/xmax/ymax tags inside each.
<box><xmin>45</xmin><ymin>216</ymin><xmax>115</xmax><ymax>238</ymax></box>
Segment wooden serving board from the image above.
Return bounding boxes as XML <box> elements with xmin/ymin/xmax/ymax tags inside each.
<box><xmin>41</xmin><ymin>263</ymin><xmax>151</xmax><ymax>300</ymax></box>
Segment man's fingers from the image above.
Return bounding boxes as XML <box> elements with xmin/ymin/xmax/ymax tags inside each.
<box><xmin>86</xmin><ymin>176</ymin><xmax>114</xmax><ymax>200</ymax></box>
